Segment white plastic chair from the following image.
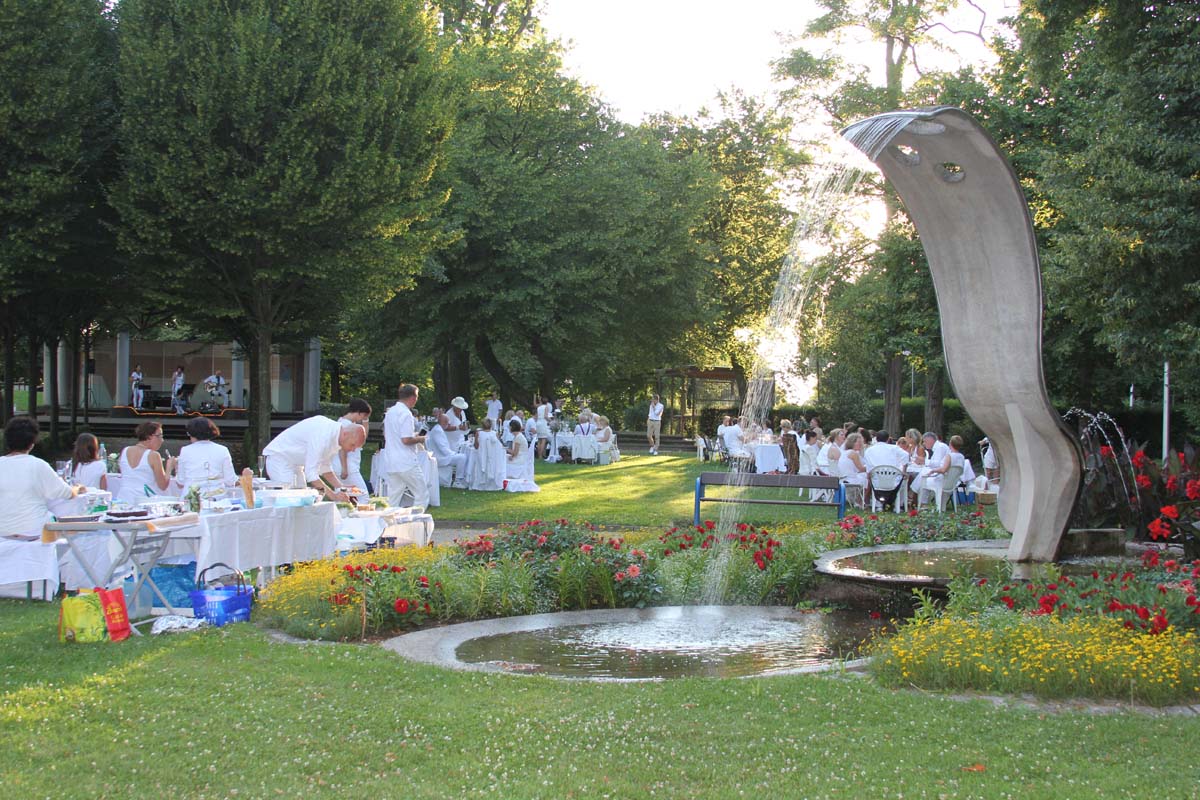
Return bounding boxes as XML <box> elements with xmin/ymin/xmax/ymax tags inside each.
<box><xmin>868</xmin><ymin>465</ymin><xmax>904</xmax><ymax>512</ymax></box>
<box><xmin>918</xmin><ymin>464</ymin><xmax>964</xmax><ymax>512</ymax></box>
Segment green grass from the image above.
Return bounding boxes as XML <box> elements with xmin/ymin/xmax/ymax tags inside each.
<box><xmin>1</xmin><ymin>600</ymin><xmax>1195</xmax><ymax>798</ymax></box>
<box><xmin>428</xmin><ymin>452</ymin><xmax>850</xmax><ymax>528</ymax></box>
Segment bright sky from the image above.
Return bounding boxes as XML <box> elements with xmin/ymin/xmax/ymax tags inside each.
<box><xmin>540</xmin><ymin>0</ymin><xmax>1017</xmax><ymax>125</ymax></box>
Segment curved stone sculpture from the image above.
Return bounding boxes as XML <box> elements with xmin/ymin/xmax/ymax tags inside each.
<box><xmin>842</xmin><ymin>106</ymin><xmax>1082</xmax><ymax>562</ymax></box>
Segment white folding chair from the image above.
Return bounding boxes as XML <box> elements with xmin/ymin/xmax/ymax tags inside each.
<box><xmin>868</xmin><ymin>465</ymin><xmax>904</xmax><ymax>512</ymax></box>
<box><xmin>917</xmin><ymin>464</ymin><xmax>964</xmax><ymax>512</ymax></box>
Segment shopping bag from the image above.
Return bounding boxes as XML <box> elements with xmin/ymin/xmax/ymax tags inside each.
<box><xmin>58</xmin><ymin>592</ymin><xmax>108</xmax><ymax>643</ymax></box>
<box><xmin>96</xmin><ymin>587</ymin><xmax>132</xmax><ymax>642</ymax></box>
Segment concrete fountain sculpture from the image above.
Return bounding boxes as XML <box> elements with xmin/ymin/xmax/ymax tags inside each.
<box><xmin>842</xmin><ymin>106</ymin><xmax>1083</xmax><ymax>563</ymax></box>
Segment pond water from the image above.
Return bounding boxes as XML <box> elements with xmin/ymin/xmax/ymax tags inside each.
<box><xmin>453</xmin><ymin>606</ymin><xmax>886</xmax><ymax>680</ymax></box>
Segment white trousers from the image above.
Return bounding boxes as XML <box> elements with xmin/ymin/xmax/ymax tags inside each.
<box><xmin>387</xmin><ymin>466</ymin><xmax>429</xmax><ymax>511</ymax></box>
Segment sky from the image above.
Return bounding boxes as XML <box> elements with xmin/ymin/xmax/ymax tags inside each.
<box><xmin>539</xmin><ymin>0</ymin><xmax>1017</xmax><ymax>125</ymax></box>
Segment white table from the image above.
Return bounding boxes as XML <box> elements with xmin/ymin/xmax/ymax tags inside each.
<box><xmin>176</xmin><ymin>503</ymin><xmax>340</xmax><ymax>581</ymax></box>
<box><xmin>336</xmin><ymin>509</ymin><xmax>435</xmax><ymax>549</ymax></box>
<box><xmin>752</xmin><ymin>443</ymin><xmax>787</xmax><ymax>473</ymax></box>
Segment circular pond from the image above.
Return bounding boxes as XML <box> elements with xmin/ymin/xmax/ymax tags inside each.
<box><xmin>384</xmin><ymin>606</ymin><xmax>886</xmax><ymax>681</ymax></box>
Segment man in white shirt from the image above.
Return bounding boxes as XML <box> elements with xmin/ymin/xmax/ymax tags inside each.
<box><xmin>263</xmin><ymin>414</ymin><xmax>363</xmax><ymax>501</ymax></box>
<box><xmin>534</xmin><ymin>396</ymin><xmax>553</xmax><ymax>459</ymax></box>
<box><xmin>485</xmin><ymin>393</ymin><xmax>503</xmax><ymax>427</ymax></box>
<box><xmin>427</xmin><ymin>412</ymin><xmax>468</xmax><ymax>487</ymax></box>
<box><xmin>445</xmin><ymin>397</ymin><xmax>470</xmax><ymax>450</ymax></box>
<box><xmin>204</xmin><ymin>370</ymin><xmax>228</xmax><ymax>407</ymax></box>
<box><xmin>646</xmin><ymin>393</ymin><xmax>664</xmax><ymax>455</ymax></box>
<box><xmin>863</xmin><ymin>430</ymin><xmax>907</xmax><ymax>508</ymax></box>
<box><xmin>722</xmin><ymin>417</ymin><xmax>748</xmax><ymax>457</ymax></box>
<box><xmin>381</xmin><ymin>384</ymin><xmax>428</xmax><ymax>509</ymax></box>
<box><xmin>337</xmin><ymin>399</ymin><xmax>372</xmax><ymax>495</ymax></box>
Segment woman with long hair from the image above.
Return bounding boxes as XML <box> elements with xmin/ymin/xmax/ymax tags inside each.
<box><xmin>70</xmin><ymin>433</ymin><xmax>107</xmax><ymax>490</ymax></box>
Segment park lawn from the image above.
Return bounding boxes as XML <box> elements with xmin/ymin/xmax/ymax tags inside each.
<box><xmin>429</xmin><ymin>452</ymin><xmax>849</xmax><ymax>528</ymax></box>
<box><xmin>1</xmin><ymin>600</ymin><xmax>1194</xmax><ymax>799</ymax></box>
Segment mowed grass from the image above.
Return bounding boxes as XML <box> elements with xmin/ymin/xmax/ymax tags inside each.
<box><xmin>428</xmin><ymin>452</ymin><xmax>847</xmax><ymax>528</ymax></box>
<box><xmin>1</xmin><ymin>600</ymin><xmax>1196</xmax><ymax>799</ymax></box>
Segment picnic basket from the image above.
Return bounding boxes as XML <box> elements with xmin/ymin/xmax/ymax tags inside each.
<box><xmin>189</xmin><ymin>563</ymin><xmax>254</xmax><ymax>627</ymax></box>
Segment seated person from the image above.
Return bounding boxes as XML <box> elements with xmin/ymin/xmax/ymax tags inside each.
<box><xmin>0</xmin><ymin>417</ymin><xmax>84</xmax><ymax>539</ymax></box>
<box><xmin>837</xmin><ymin>432</ymin><xmax>869</xmax><ymax>501</ymax></box>
<box><xmin>69</xmin><ymin>433</ymin><xmax>108</xmax><ymax>491</ymax></box>
<box><xmin>427</xmin><ymin>412</ymin><xmax>467</xmax><ymax>487</ymax></box>
<box><xmin>116</xmin><ymin>422</ymin><xmax>177</xmax><ymax>506</ymax></box>
<box><xmin>469</xmin><ymin>419</ymin><xmax>506</xmax><ymax>491</ymax></box>
<box><xmin>722</xmin><ymin>416</ymin><xmax>749</xmax><ymax>457</ymax></box>
<box><xmin>504</xmin><ymin>418</ymin><xmax>539</xmax><ymax>493</ymax></box>
<box><xmin>571</xmin><ymin>411</ymin><xmax>598</xmax><ymax>463</ymax></box>
<box><xmin>779</xmin><ymin>419</ymin><xmax>800</xmax><ymax>474</ymax></box>
<box><xmin>174</xmin><ymin>417</ymin><xmax>237</xmax><ymax>496</ymax></box>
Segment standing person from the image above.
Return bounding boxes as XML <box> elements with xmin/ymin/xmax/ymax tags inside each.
<box><xmin>130</xmin><ymin>364</ymin><xmax>145</xmax><ymax>410</ymax></box>
<box><xmin>116</xmin><ymin>422</ymin><xmax>177</xmax><ymax>506</ymax></box>
<box><xmin>337</xmin><ymin>399</ymin><xmax>372</xmax><ymax>495</ymax></box>
<box><xmin>446</xmin><ymin>397</ymin><xmax>470</xmax><ymax>450</ymax></box>
<box><xmin>485</xmin><ymin>392</ymin><xmax>503</xmax><ymax>428</ymax></box>
<box><xmin>69</xmin><ymin>433</ymin><xmax>108</xmax><ymax>490</ymax></box>
<box><xmin>646</xmin><ymin>393</ymin><xmax>664</xmax><ymax>455</ymax></box>
<box><xmin>381</xmin><ymin>384</ymin><xmax>429</xmax><ymax>510</ymax></box>
<box><xmin>262</xmin><ymin>415</ymin><xmax>362</xmax><ymax>501</ymax></box>
<box><xmin>534</xmin><ymin>395</ymin><xmax>553</xmax><ymax>459</ymax></box>
<box><xmin>170</xmin><ymin>365</ymin><xmax>187</xmax><ymax>414</ymax></box>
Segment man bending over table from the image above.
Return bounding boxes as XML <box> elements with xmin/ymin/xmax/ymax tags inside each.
<box><xmin>262</xmin><ymin>415</ymin><xmax>365</xmax><ymax>502</ymax></box>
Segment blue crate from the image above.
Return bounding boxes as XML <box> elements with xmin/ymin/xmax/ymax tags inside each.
<box><xmin>189</xmin><ymin>585</ymin><xmax>253</xmax><ymax>627</ymax></box>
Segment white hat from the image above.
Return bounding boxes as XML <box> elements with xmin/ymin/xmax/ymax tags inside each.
<box><xmin>450</xmin><ymin>396</ymin><xmax>469</xmax><ymax>410</ymax></box>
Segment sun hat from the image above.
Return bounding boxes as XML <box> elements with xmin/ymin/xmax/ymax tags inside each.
<box><xmin>450</xmin><ymin>396</ymin><xmax>469</xmax><ymax>410</ymax></box>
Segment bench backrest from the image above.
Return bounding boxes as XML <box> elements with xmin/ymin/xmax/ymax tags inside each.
<box><xmin>698</xmin><ymin>472</ymin><xmax>840</xmax><ymax>490</ymax></box>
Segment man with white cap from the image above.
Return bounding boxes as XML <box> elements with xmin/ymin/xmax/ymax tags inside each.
<box><xmin>445</xmin><ymin>396</ymin><xmax>470</xmax><ymax>451</ymax></box>
<box><xmin>262</xmin><ymin>414</ymin><xmax>364</xmax><ymax>502</ymax></box>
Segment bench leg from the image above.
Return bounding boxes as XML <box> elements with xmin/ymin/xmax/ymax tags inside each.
<box><xmin>836</xmin><ymin>485</ymin><xmax>845</xmax><ymax>519</ymax></box>
<box><xmin>694</xmin><ymin>478</ymin><xmax>703</xmax><ymax>527</ymax></box>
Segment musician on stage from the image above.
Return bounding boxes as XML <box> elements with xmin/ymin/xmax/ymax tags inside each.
<box><xmin>204</xmin><ymin>370</ymin><xmax>228</xmax><ymax>408</ymax></box>
<box><xmin>130</xmin><ymin>364</ymin><xmax>144</xmax><ymax>409</ymax></box>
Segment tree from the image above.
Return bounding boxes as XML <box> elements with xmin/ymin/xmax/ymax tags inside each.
<box><xmin>113</xmin><ymin>0</ymin><xmax>454</xmax><ymax>454</ymax></box>
<box><xmin>0</xmin><ymin>0</ymin><xmax>115</xmax><ymax>426</ymax></box>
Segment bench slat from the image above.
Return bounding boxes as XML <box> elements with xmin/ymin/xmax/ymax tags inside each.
<box><xmin>698</xmin><ymin>471</ymin><xmax>840</xmax><ymax>490</ymax></box>
<box><xmin>699</xmin><ymin>498</ymin><xmax>839</xmax><ymax>507</ymax></box>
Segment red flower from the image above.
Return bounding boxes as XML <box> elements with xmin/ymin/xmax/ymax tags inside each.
<box><xmin>627</xmin><ymin>564</ymin><xmax>641</xmax><ymax>579</ymax></box>
<box><xmin>908</xmin><ymin>509</ymin><xmax>919</xmax><ymax>517</ymax></box>
<box><xmin>394</xmin><ymin>598</ymin><xmax>411</xmax><ymax>614</ymax></box>
<box><xmin>1166</xmin><ymin>475</ymin><xmax>1179</xmax><ymax>493</ymax></box>
<box><xmin>580</xmin><ymin>544</ymin><xmax>593</xmax><ymax>553</ymax></box>
<box><xmin>1161</xmin><ymin>505</ymin><xmax>1181</xmax><ymax>520</ymax></box>
<box><xmin>869</xmin><ymin>611</ymin><xmax>882</xmax><ymax>620</ymax></box>
<box><xmin>1151</xmin><ymin>612</ymin><xmax>1169</xmax><ymax>634</ymax></box>
<box><xmin>1000</xmin><ymin>595</ymin><xmax>1015</xmax><ymax>609</ymax></box>
<box><xmin>1132</xmin><ymin>450</ymin><xmax>1147</xmax><ymax>470</ymax></box>
<box><xmin>614</xmin><ymin>571</ymin><xmax>626</xmax><ymax>582</ymax></box>
<box><xmin>418</xmin><ymin>576</ymin><xmax>430</xmax><ymax>588</ymax></box>
<box><xmin>704</xmin><ymin>520</ymin><xmax>716</xmax><ymax>530</ymax></box>
<box><xmin>1099</xmin><ymin>445</ymin><xmax>1114</xmax><ymax>459</ymax></box>
<box><xmin>1142</xmin><ymin>550</ymin><xmax>1161</xmax><ymax>568</ymax></box>
<box><xmin>1136</xmin><ymin>474</ymin><xmax>1152</xmax><ymax>489</ymax></box>
<box><xmin>1148</xmin><ymin>517</ymin><xmax>1172</xmax><ymax>540</ymax></box>
<box><xmin>1188</xmin><ymin>479</ymin><xmax>1200</xmax><ymax>501</ymax></box>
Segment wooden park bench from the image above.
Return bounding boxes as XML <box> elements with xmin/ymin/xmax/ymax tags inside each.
<box><xmin>693</xmin><ymin>472</ymin><xmax>846</xmax><ymax>526</ymax></box>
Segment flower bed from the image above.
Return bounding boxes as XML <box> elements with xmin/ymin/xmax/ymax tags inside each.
<box><xmin>869</xmin><ymin>613</ymin><xmax>1200</xmax><ymax>706</ymax></box>
<box><xmin>826</xmin><ymin>507</ymin><xmax>1007</xmax><ymax>549</ymax></box>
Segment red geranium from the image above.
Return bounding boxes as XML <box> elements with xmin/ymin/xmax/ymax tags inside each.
<box><xmin>394</xmin><ymin>598</ymin><xmax>411</xmax><ymax>614</ymax></box>
<box><xmin>1132</xmin><ymin>450</ymin><xmax>1147</xmax><ymax>470</ymax></box>
<box><xmin>1161</xmin><ymin>505</ymin><xmax>1181</xmax><ymax>520</ymax></box>
<box><xmin>1148</xmin><ymin>517</ymin><xmax>1172</xmax><ymax>540</ymax></box>
<box><xmin>1136</xmin><ymin>474</ymin><xmax>1152</xmax><ymax>489</ymax></box>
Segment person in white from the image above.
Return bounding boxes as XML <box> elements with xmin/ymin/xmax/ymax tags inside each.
<box><xmin>534</xmin><ymin>396</ymin><xmax>553</xmax><ymax>459</ymax></box>
<box><xmin>262</xmin><ymin>414</ymin><xmax>363</xmax><ymax>501</ymax></box>
<box><xmin>912</xmin><ymin>431</ymin><xmax>952</xmax><ymax>497</ymax></box>
<box><xmin>571</xmin><ymin>411</ymin><xmax>598</xmax><ymax>463</ymax></box>
<box><xmin>381</xmin><ymin>383</ymin><xmax>429</xmax><ymax>509</ymax></box>
<box><xmin>485</xmin><ymin>392</ymin><xmax>503</xmax><ymax>427</ymax></box>
<box><xmin>838</xmin><ymin>432</ymin><xmax>869</xmax><ymax>506</ymax></box>
<box><xmin>174</xmin><ymin>416</ymin><xmax>237</xmax><ymax>496</ymax></box>
<box><xmin>171</xmin><ymin>365</ymin><xmax>186</xmax><ymax>415</ymax></box>
<box><xmin>646</xmin><ymin>393</ymin><xmax>664</xmax><ymax>455</ymax></box>
<box><xmin>204</xmin><ymin>370</ymin><xmax>228</xmax><ymax>407</ymax></box>
<box><xmin>469</xmin><ymin>418</ymin><xmax>506</xmax><ymax>491</ymax></box>
<box><xmin>595</xmin><ymin>415</ymin><xmax>618</xmax><ymax>462</ymax></box>
<box><xmin>427</xmin><ymin>411</ymin><xmax>468</xmax><ymax>487</ymax></box>
<box><xmin>0</xmin><ymin>417</ymin><xmax>84</xmax><ymax>539</ymax></box>
<box><xmin>799</xmin><ymin>430</ymin><xmax>820</xmax><ymax>474</ymax></box>
<box><xmin>445</xmin><ymin>396</ymin><xmax>470</xmax><ymax>450</ymax></box>
<box><xmin>982</xmin><ymin>437</ymin><xmax>999</xmax><ymax>481</ymax></box>
<box><xmin>500</xmin><ymin>410</ymin><xmax>516</xmax><ymax>446</ymax></box>
<box><xmin>505</xmin><ymin>418</ymin><xmax>539</xmax><ymax>491</ymax></box>
<box><xmin>130</xmin><ymin>364</ymin><xmax>144</xmax><ymax>409</ymax></box>
<box><xmin>69</xmin><ymin>432</ymin><xmax>108</xmax><ymax>490</ymax></box>
<box><xmin>721</xmin><ymin>416</ymin><xmax>749</xmax><ymax>458</ymax></box>
<box><xmin>714</xmin><ymin>415</ymin><xmax>731</xmax><ymax>457</ymax></box>
<box><xmin>862</xmin><ymin>430</ymin><xmax>907</xmax><ymax>508</ymax></box>
<box><xmin>116</xmin><ymin>421</ymin><xmax>177</xmax><ymax>506</ymax></box>
<box><xmin>336</xmin><ymin>399</ymin><xmax>372</xmax><ymax>496</ymax></box>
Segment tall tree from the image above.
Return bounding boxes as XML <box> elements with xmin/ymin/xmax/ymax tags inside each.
<box><xmin>0</xmin><ymin>0</ymin><xmax>115</xmax><ymax>426</ymax></box>
<box><xmin>113</xmin><ymin>0</ymin><xmax>454</xmax><ymax>454</ymax></box>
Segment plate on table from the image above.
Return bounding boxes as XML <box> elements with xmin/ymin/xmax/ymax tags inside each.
<box><xmin>55</xmin><ymin>514</ymin><xmax>102</xmax><ymax>524</ymax></box>
<box><xmin>106</xmin><ymin>509</ymin><xmax>150</xmax><ymax>519</ymax></box>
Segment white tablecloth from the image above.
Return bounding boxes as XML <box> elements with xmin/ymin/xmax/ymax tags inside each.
<box><xmin>753</xmin><ymin>444</ymin><xmax>787</xmax><ymax>473</ymax></box>
<box><xmin>174</xmin><ymin>503</ymin><xmax>340</xmax><ymax>579</ymax></box>
<box><xmin>0</xmin><ymin>538</ymin><xmax>61</xmax><ymax>600</ymax></box>
<box><xmin>336</xmin><ymin>510</ymin><xmax>434</xmax><ymax>548</ymax></box>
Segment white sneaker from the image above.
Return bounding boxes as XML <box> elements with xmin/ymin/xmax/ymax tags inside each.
<box><xmin>650</xmin><ymin>449</ymin><xmax>657</xmax><ymax>455</ymax></box>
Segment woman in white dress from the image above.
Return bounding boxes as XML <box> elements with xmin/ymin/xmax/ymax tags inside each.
<box><xmin>174</xmin><ymin>417</ymin><xmax>237</xmax><ymax>496</ymax></box>
<box><xmin>822</xmin><ymin>429</ymin><xmax>847</xmax><ymax>476</ymax></box>
<box><xmin>69</xmin><ymin>433</ymin><xmax>108</xmax><ymax>490</ymax></box>
<box><xmin>116</xmin><ymin>422</ymin><xmax>176</xmax><ymax>506</ymax></box>
<box><xmin>130</xmin><ymin>364</ymin><xmax>144</xmax><ymax>410</ymax></box>
<box><xmin>505</xmin><ymin>418</ymin><xmax>539</xmax><ymax>491</ymax></box>
<box><xmin>838</xmin><ymin>432</ymin><xmax>868</xmax><ymax>505</ymax></box>
<box><xmin>469</xmin><ymin>419</ymin><xmax>506</xmax><ymax>491</ymax></box>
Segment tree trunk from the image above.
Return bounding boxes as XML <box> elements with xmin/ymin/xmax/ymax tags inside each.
<box><xmin>529</xmin><ymin>334</ymin><xmax>557</xmax><ymax>402</ymax></box>
<box><xmin>26</xmin><ymin>336</ymin><xmax>39</xmax><ymax>418</ymax></box>
<box><xmin>329</xmin><ymin>359</ymin><xmax>343</xmax><ymax>404</ymax></box>
<box><xmin>924</xmin><ymin>366</ymin><xmax>945</xmax><ymax>438</ymax></box>
<box><xmin>1</xmin><ymin>311</ymin><xmax>13</xmax><ymax>425</ymax></box>
<box><xmin>729</xmin><ymin>351</ymin><xmax>748</xmax><ymax>406</ymax></box>
<box><xmin>447</xmin><ymin>343</ymin><xmax>472</xmax><ymax>420</ymax></box>
<box><xmin>883</xmin><ymin>354</ymin><xmax>903</xmax><ymax>436</ymax></box>
<box><xmin>47</xmin><ymin>338</ymin><xmax>60</xmax><ymax>447</ymax></box>
<box><xmin>68</xmin><ymin>330</ymin><xmax>80</xmax><ymax>436</ymax></box>
<box><xmin>474</xmin><ymin>334</ymin><xmax>533</xmax><ymax>410</ymax></box>
<box><xmin>431</xmin><ymin>349</ymin><xmax>449</xmax><ymax>409</ymax></box>
<box><xmin>248</xmin><ymin>330</ymin><xmax>273</xmax><ymax>466</ymax></box>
